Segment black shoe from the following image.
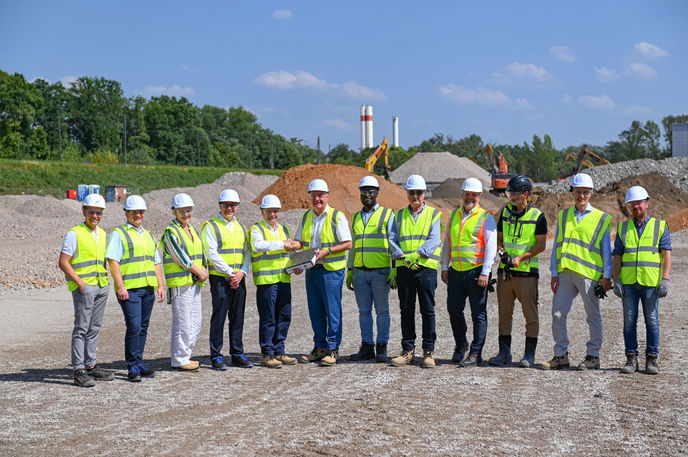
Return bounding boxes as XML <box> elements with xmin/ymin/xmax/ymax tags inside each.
<box><xmin>86</xmin><ymin>365</ymin><xmax>115</xmax><ymax>381</ymax></box>
<box><xmin>350</xmin><ymin>343</ymin><xmax>376</xmax><ymax>362</ymax></box>
<box><xmin>645</xmin><ymin>355</ymin><xmax>659</xmax><ymax>375</ymax></box>
<box><xmin>138</xmin><ymin>363</ymin><xmax>155</xmax><ymax>378</ymax></box>
<box><xmin>488</xmin><ymin>335</ymin><xmax>512</xmax><ymax>366</ymax></box>
<box><xmin>211</xmin><ymin>355</ymin><xmax>228</xmax><ymax>371</ymax></box>
<box><xmin>231</xmin><ymin>354</ymin><xmax>254</xmax><ymax>368</ymax></box>
<box><xmin>74</xmin><ymin>369</ymin><xmax>96</xmax><ymax>388</ymax></box>
<box><xmin>519</xmin><ymin>337</ymin><xmax>538</xmax><ymax>368</ymax></box>
<box><xmin>452</xmin><ymin>344</ymin><xmax>467</xmax><ymax>365</ymax></box>
<box><xmin>375</xmin><ymin>343</ymin><xmax>388</xmax><ymax>363</ymax></box>
<box><xmin>127</xmin><ymin>367</ymin><xmax>142</xmax><ymax>383</ymax></box>
<box><xmin>463</xmin><ymin>353</ymin><xmax>482</xmax><ymax>367</ymax></box>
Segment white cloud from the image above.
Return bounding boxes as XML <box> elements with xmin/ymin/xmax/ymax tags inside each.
<box><xmin>505</xmin><ymin>62</ymin><xmax>554</xmax><ymax>82</ymax></box>
<box><xmin>514</xmin><ymin>98</ymin><xmax>533</xmax><ymax>109</ymax></box>
<box><xmin>180</xmin><ymin>64</ymin><xmax>189</xmax><ymax>71</ymax></box>
<box><xmin>623</xmin><ymin>105</ymin><xmax>655</xmax><ymax>116</ymax></box>
<box><xmin>550</xmin><ymin>46</ymin><xmax>578</xmax><ymax>62</ymax></box>
<box><xmin>562</xmin><ymin>94</ymin><xmax>573</xmax><ymax>103</ymax></box>
<box><xmin>60</xmin><ymin>76</ymin><xmax>78</xmax><ymax>88</ymax></box>
<box><xmin>594</xmin><ymin>67</ymin><xmax>620</xmax><ymax>83</ymax></box>
<box><xmin>578</xmin><ymin>95</ymin><xmax>615</xmax><ymax>109</ymax></box>
<box><xmin>273</xmin><ymin>9</ymin><xmax>293</xmax><ymax>19</ymax></box>
<box><xmin>253</xmin><ymin>70</ymin><xmax>386</xmax><ymax>101</ymax></box>
<box><xmin>140</xmin><ymin>85</ymin><xmax>195</xmax><ymax>97</ymax></box>
<box><xmin>437</xmin><ymin>85</ymin><xmax>531</xmax><ymax>109</ymax></box>
<box><xmin>634</xmin><ymin>41</ymin><xmax>668</xmax><ymax>58</ymax></box>
<box><xmin>340</xmin><ymin>81</ymin><xmax>386</xmax><ymax>101</ymax></box>
<box><xmin>625</xmin><ymin>62</ymin><xmax>658</xmax><ymax>80</ymax></box>
<box><xmin>323</xmin><ymin>118</ymin><xmax>354</xmax><ymax>131</ymax></box>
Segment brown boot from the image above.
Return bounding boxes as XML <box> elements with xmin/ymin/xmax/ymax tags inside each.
<box><xmin>390</xmin><ymin>349</ymin><xmax>415</xmax><ymax>367</ymax></box>
<box><xmin>421</xmin><ymin>350</ymin><xmax>436</xmax><ymax>369</ymax></box>
<box><xmin>542</xmin><ymin>353</ymin><xmax>570</xmax><ymax>370</ymax></box>
<box><xmin>261</xmin><ymin>355</ymin><xmax>283</xmax><ymax>369</ymax></box>
<box><xmin>578</xmin><ymin>355</ymin><xmax>600</xmax><ymax>371</ymax></box>
<box><xmin>274</xmin><ymin>354</ymin><xmax>297</xmax><ymax>365</ymax></box>
<box><xmin>319</xmin><ymin>350</ymin><xmax>338</xmax><ymax>367</ymax></box>
<box><xmin>300</xmin><ymin>347</ymin><xmax>328</xmax><ymax>363</ymax></box>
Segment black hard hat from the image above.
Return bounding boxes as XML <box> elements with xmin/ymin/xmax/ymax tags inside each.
<box><xmin>507</xmin><ymin>175</ymin><xmax>533</xmax><ymax>193</ymax></box>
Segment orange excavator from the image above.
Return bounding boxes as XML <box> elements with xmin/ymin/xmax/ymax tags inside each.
<box><xmin>558</xmin><ymin>145</ymin><xmax>611</xmax><ymax>178</ymax></box>
<box><xmin>472</xmin><ymin>144</ymin><xmax>515</xmax><ymax>193</ymax></box>
<box><xmin>364</xmin><ymin>137</ymin><xmax>391</xmax><ymax>180</ymax></box>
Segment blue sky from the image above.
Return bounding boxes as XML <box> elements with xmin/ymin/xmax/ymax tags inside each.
<box><xmin>2</xmin><ymin>1</ymin><xmax>686</xmax><ymax>152</ymax></box>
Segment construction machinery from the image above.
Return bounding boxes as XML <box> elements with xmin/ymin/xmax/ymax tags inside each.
<box><xmin>364</xmin><ymin>136</ymin><xmax>391</xmax><ymax>180</ymax></box>
<box><xmin>558</xmin><ymin>145</ymin><xmax>611</xmax><ymax>178</ymax></box>
<box><xmin>471</xmin><ymin>144</ymin><xmax>515</xmax><ymax>194</ymax></box>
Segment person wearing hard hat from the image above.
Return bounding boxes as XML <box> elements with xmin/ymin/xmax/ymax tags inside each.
<box><xmin>292</xmin><ymin>178</ymin><xmax>352</xmax><ymax>366</ymax></box>
<box><xmin>202</xmin><ymin>189</ymin><xmax>253</xmax><ymax>370</ymax></box>
<box><xmin>249</xmin><ymin>194</ymin><xmax>298</xmax><ymax>369</ymax></box>
<box><xmin>544</xmin><ymin>173</ymin><xmax>612</xmax><ymax>371</ymax></box>
<box><xmin>612</xmin><ymin>186</ymin><xmax>671</xmax><ymax>375</ymax></box>
<box><xmin>59</xmin><ymin>194</ymin><xmax>114</xmax><ymax>387</ymax></box>
<box><xmin>107</xmin><ymin>195</ymin><xmax>166</xmax><ymax>382</ymax></box>
<box><xmin>346</xmin><ymin>176</ymin><xmax>396</xmax><ymax>363</ymax></box>
<box><xmin>160</xmin><ymin>193</ymin><xmax>209</xmax><ymax>372</ymax></box>
<box><xmin>488</xmin><ymin>175</ymin><xmax>547</xmax><ymax>368</ymax></box>
<box><xmin>388</xmin><ymin>174</ymin><xmax>442</xmax><ymax>369</ymax></box>
<box><xmin>440</xmin><ymin>177</ymin><xmax>497</xmax><ymax>367</ymax></box>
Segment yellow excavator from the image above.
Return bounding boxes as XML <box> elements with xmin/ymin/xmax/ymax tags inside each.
<box><xmin>559</xmin><ymin>145</ymin><xmax>611</xmax><ymax>178</ymax></box>
<box><xmin>364</xmin><ymin>137</ymin><xmax>391</xmax><ymax>180</ymax></box>
<box><xmin>471</xmin><ymin>144</ymin><xmax>515</xmax><ymax>193</ymax></box>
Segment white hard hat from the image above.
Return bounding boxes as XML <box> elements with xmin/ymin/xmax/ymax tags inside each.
<box><xmin>123</xmin><ymin>195</ymin><xmax>148</xmax><ymax>211</ymax></box>
<box><xmin>359</xmin><ymin>176</ymin><xmax>380</xmax><ymax>188</ymax></box>
<box><xmin>571</xmin><ymin>173</ymin><xmax>594</xmax><ymax>189</ymax></box>
<box><xmin>404</xmin><ymin>175</ymin><xmax>427</xmax><ymax>191</ymax></box>
<box><xmin>218</xmin><ymin>189</ymin><xmax>240</xmax><ymax>203</ymax></box>
<box><xmin>260</xmin><ymin>194</ymin><xmax>282</xmax><ymax>209</ymax></box>
<box><xmin>171</xmin><ymin>193</ymin><xmax>194</xmax><ymax>209</ymax></box>
<box><xmin>625</xmin><ymin>185</ymin><xmax>650</xmax><ymax>203</ymax></box>
<box><xmin>82</xmin><ymin>194</ymin><xmax>106</xmax><ymax>209</ymax></box>
<box><xmin>308</xmin><ymin>179</ymin><xmax>329</xmax><ymax>193</ymax></box>
<box><xmin>461</xmin><ymin>177</ymin><xmax>483</xmax><ymax>193</ymax></box>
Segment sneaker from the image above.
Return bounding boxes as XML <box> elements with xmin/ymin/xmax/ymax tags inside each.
<box><xmin>375</xmin><ymin>343</ymin><xmax>388</xmax><ymax>363</ymax></box>
<box><xmin>138</xmin><ymin>363</ymin><xmax>155</xmax><ymax>378</ymax></box>
<box><xmin>231</xmin><ymin>354</ymin><xmax>254</xmax><ymax>368</ymax></box>
<box><xmin>349</xmin><ymin>343</ymin><xmax>375</xmax><ymax>362</ymax></box>
<box><xmin>86</xmin><ymin>365</ymin><xmax>115</xmax><ymax>381</ymax></box>
<box><xmin>645</xmin><ymin>355</ymin><xmax>659</xmax><ymax>375</ymax></box>
<box><xmin>463</xmin><ymin>353</ymin><xmax>482</xmax><ymax>367</ymax></box>
<box><xmin>390</xmin><ymin>349</ymin><xmax>415</xmax><ymax>367</ymax></box>
<box><xmin>274</xmin><ymin>354</ymin><xmax>297</xmax><ymax>365</ymax></box>
<box><xmin>319</xmin><ymin>350</ymin><xmax>338</xmax><ymax>367</ymax></box>
<box><xmin>619</xmin><ymin>354</ymin><xmax>638</xmax><ymax>374</ymax></box>
<box><xmin>173</xmin><ymin>362</ymin><xmax>200</xmax><ymax>372</ymax></box>
<box><xmin>211</xmin><ymin>355</ymin><xmax>228</xmax><ymax>371</ymax></box>
<box><xmin>578</xmin><ymin>355</ymin><xmax>600</xmax><ymax>371</ymax></box>
<box><xmin>300</xmin><ymin>347</ymin><xmax>328</xmax><ymax>363</ymax></box>
<box><xmin>421</xmin><ymin>350</ymin><xmax>436</xmax><ymax>369</ymax></box>
<box><xmin>74</xmin><ymin>369</ymin><xmax>96</xmax><ymax>388</ymax></box>
<box><xmin>542</xmin><ymin>353</ymin><xmax>570</xmax><ymax>370</ymax></box>
<box><xmin>127</xmin><ymin>366</ymin><xmax>142</xmax><ymax>383</ymax></box>
<box><xmin>261</xmin><ymin>355</ymin><xmax>283</xmax><ymax>369</ymax></box>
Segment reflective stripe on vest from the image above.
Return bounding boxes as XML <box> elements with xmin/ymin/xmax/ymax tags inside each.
<box><xmin>555</xmin><ymin>207</ymin><xmax>610</xmax><ymax>280</ymax></box>
<box><xmin>202</xmin><ymin>216</ymin><xmax>246</xmax><ymax>277</ymax></box>
<box><xmin>66</xmin><ymin>224</ymin><xmax>108</xmax><ymax>292</ymax></box>
<box><xmin>116</xmin><ymin>225</ymin><xmax>158</xmax><ymax>289</ymax></box>
<box><xmin>161</xmin><ymin>222</ymin><xmax>204</xmax><ymax>288</ymax></box>
<box><xmin>250</xmin><ymin>220</ymin><xmax>291</xmax><ymax>285</ymax></box>
<box><xmin>500</xmin><ymin>204</ymin><xmax>542</xmax><ymax>273</ymax></box>
<box><xmin>352</xmin><ymin>207</ymin><xmax>391</xmax><ymax>268</ymax></box>
<box><xmin>619</xmin><ymin>217</ymin><xmax>665</xmax><ymax>287</ymax></box>
<box><xmin>395</xmin><ymin>206</ymin><xmax>442</xmax><ymax>270</ymax></box>
<box><xmin>448</xmin><ymin>206</ymin><xmax>488</xmax><ymax>271</ymax></box>
<box><xmin>300</xmin><ymin>207</ymin><xmax>347</xmax><ymax>271</ymax></box>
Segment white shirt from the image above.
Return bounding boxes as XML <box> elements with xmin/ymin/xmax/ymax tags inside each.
<box><xmin>250</xmin><ymin>222</ymin><xmax>290</xmax><ymax>253</ymax></box>
<box><xmin>440</xmin><ymin>206</ymin><xmax>497</xmax><ymax>276</ymax></box>
<box><xmin>61</xmin><ymin>225</ymin><xmax>100</xmax><ymax>257</ymax></box>
<box><xmin>202</xmin><ymin>213</ymin><xmax>251</xmax><ymax>276</ymax></box>
<box><xmin>294</xmin><ymin>205</ymin><xmax>352</xmax><ymax>249</ymax></box>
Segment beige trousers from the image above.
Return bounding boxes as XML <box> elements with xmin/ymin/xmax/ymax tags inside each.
<box><xmin>496</xmin><ymin>272</ymin><xmax>539</xmax><ymax>338</ymax></box>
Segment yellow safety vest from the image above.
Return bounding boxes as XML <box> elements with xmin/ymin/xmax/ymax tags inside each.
<box><xmin>161</xmin><ymin>221</ymin><xmax>205</xmax><ymax>288</ymax></box>
<box><xmin>66</xmin><ymin>223</ymin><xmax>108</xmax><ymax>292</ymax></box>
<box><xmin>555</xmin><ymin>207</ymin><xmax>610</xmax><ymax>280</ymax></box>
<box><xmin>115</xmin><ymin>225</ymin><xmax>158</xmax><ymax>290</ymax></box>
<box><xmin>500</xmin><ymin>204</ymin><xmax>542</xmax><ymax>273</ymax></box>
<box><xmin>448</xmin><ymin>205</ymin><xmax>489</xmax><ymax>272</ymax></box>
<box><xmin>618</xmin><ymin>217</ymin><xmax>666</xmax><ymax>287</ymax></box>
<box><xmin>300</xmin><ymin>207</ymin><xmax>347</xmax><ymax>271</ymax></box>
<box><xmin>395</xmin><ymin>205</ymin><xmax>442</xmax><ymax>270</ymax></box>
<box><xmin>351</xmin><ymin>206</ymin><xmax>392</xmax><ymax>269</ymax></box>
<box><xmin>202</xmin><ymin>216</ymin><xmax>247</xmax><ymax>277</ymax></box>
<box><xmin>250</xmin><ymin>220</ymin><xmax>291</xmax><ymax>285</ymax></box>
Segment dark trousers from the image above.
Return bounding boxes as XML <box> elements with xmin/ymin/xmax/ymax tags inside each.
<box><xmin>256</xmin><ymin>282</ymin><xmax>292</xmax><ymax>356</ymax></box>
<box><xmin>118</xmin><ymin>286</ymin><xmax>155</xmax><ymax>370</ymax></box>
<box><xmin>447</xmin><ymin>267</ymin><xmax>489</xmax><ymax>355</ymax></box>
<box><xmin>209</xmin><ymin>275</ymin><xmax>246</xmax><ymax>357</ymax></box>
<box><xmin>397</xmin><ymin>266</ymin><xmax>437</xmax><ymax>351</ymax></box>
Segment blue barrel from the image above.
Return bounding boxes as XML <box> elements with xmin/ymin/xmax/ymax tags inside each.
<box><xmin>88</xmin><ymin>184</ymin><xmax>100</xmax><ymax>196</ymax></box>
<box><xmin>77</xmin><ymin>184</ymin><xmax>89</xmax><ymax>202</ymax></box>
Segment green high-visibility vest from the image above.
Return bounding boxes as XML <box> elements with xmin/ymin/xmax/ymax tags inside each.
<box><xmin>500</xmin><ymin>204</ymin><xmax>542</xmax><ymax>273</ymax></box>
<box><xmin>300</xmin><ymin>207</ymin><xmax>347</xmax><ymax>271</ymax></box>
<box><xmin>351</xmin><ymin>206</ymin><xmax>392</xmax><ymax>269</ymax></box>
<box><xmin>555</xmin><ymin>207</ymin><xmax>610</xmax><ymax>280</ymax></box>
<box><xmin>115</xmin><ymin>225</ymin><xmax>158</xmax><ymax>290</ymax></box>
<box><xmin>395</xmin><ymin>205</ymin><xmax>442</xmax><ymax>270</ymax></box>
<box><xmin>249</xmin><ymin>220</ymin><xmax>291</xmax><ymax>285</ymax></box>
<box><xmin>202</xmin><ymin>216</ymin><xmax>247</xmax><ymax>277</ymax></box>
<box><xmin>618</xmin><ymin>217</ymin><xmax>666</xmax><ymax>287</ymax></box>
<box><xmin>448</xmin><ymin>205</ymin><xmax>489</xmax><ymax>272</ymax></box>
<box><xmin>66</xmin><ymin>223</ymin><xmax>108</xmax><ymax>292</ymax></box>
<box><xmin>161</xmin><ymin>221</ymin><xmax>204</xmax><ymax>288</ymax></box>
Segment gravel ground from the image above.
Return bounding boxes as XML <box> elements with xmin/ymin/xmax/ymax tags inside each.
<box><xmin>1</xmin><ymin>241</ymin><xmax>687</xmax><ymax>457</ymax></box>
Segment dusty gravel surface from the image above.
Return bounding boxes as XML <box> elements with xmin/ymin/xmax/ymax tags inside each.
<box><xmin>1</xmin><ymin>239</ymin><xmax>687</xmax><ymax>457</ymax></box>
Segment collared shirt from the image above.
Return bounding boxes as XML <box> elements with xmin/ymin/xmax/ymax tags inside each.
<box><xmin>161</xmin><ymin>219</ymin><xmax>198</xmax><ymax>270</ymax></box>
<box><xmin>105</xmin><ymin>223</ymin><xmax>162</xmax><ymax>264</ymax></box>
<box><xmin>202</xmin><ymin>212</ymin><xmax>251</xmax><ymax>276</ymax></box>
<box><xmin>389</xmin><ymin>203</ymin><xmax>441</xmax><ymax>261</ymax></box>
<box><xmin>347</xmin><ymin>203</ymin><xmax>396</xmax><ymax>269</ymax></box>
<box><xmin>61</xmin><ymin>224</ymin><xmax>100</xmax><ymax>257</ymax></box>
<box><xmin>294</xmin><ymin>204</ymin><xmax>352</xmax><ymax>250</ymax></box>
<box><xmin>549</xmin><ymin>204</ymin><xmax>612</xmax><ymax>278</ymax></box>
<box><xmin>439</xmin><ymin>205</ymin><xmax>498</xmax><ymax>276</ymax></box>
<box><xmin>612</xmin><ymin>214</ymin><xmax>672</xmax><ymax>256</ymax></box>
<box><xmin>250</xmin><ymin>221</ymin><xmax>290</xmax><ymax>253</ymax></box>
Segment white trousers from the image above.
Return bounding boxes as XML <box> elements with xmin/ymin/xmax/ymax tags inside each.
<box><xmin>170</xmin><ymin>285</ymin><xmax>202</xmax><ymax>367</ymax></box>
<box><xmin>551</xmin><ymin>270</ymin><xmax>603</xmax><ymax>357</ymax></box>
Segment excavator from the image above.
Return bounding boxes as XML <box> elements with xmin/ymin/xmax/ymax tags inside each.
<box><xmin>471</xmin><ymin>144</ymin><xmax>515</xmax><ymax>194</ymax></box>
<box><xmin>364</xmin><ymin>136</ymin><xmax>391</xmax><ymax>180</ymax></box>
<box><xmin>558</xmin><ymin>145</ymin><xmax>611</xmax><ymax>179</ymax></box>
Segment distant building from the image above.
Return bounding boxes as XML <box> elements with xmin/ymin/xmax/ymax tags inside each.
<box><xmin>673</xmin><ymin>123</ymin><xmax>688</xmax><ymax>158</ymax></box>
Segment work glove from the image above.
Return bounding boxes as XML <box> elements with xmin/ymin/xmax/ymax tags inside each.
<box><xmin>657</xmin><ymin>278</ymin><xmax>669</xmax><ymax>298</ymax></box>
<box><xmin>613</xmin><ymin>279</ymin><xmax>625</xmax><ymax>298</ymax></box>
<box><xmin>346</xmin><ymin>270</ymin><xmax>354</xmax><ymax>291</ymax></box>
<box><xmin>388</xmin><ymin>268</ymin><xmax>397</xmax><ymax>290</ymax></box>
<box><xmin>404</xmin><ymin>252</ymin><xmax>422</xmax><ymax>270</ymax></box>
<box><xmin>593</xmin><ymin>283</ymin><xmax>608</xmax><ymax>299</ymax></box>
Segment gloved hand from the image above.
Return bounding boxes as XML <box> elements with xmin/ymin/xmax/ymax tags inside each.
<box><xmin>346</xmin><ymin>270</ymin><xmax>354</xmax><ymax>291</ymax></box>
<box><xmin>613</xmin><ymin>279</ymin><xmax>625</xmax><ymax>298</ymax></box>
<box><xmin>498</xmin><ymin>249</ymin><xmax>511</xmax><ymax>266</ymax></box>
<box><xmin>388</xmin><ymin>268</ymin><xmax>397</xmax><ymax>289</ymax></box>
<box><xmin>404</xmin><ymin>252</ymin><xmax>421</xmax><ymax>270</ymax></box>
<box><xmin>594</xmin><ymin>283</ymin><xmax>608</xmax><ymax>299</ymax></box>
<box><xmin>657</xmin><ymin>278</ymin><xmax>669</xmax><ymax>298</ymax></box>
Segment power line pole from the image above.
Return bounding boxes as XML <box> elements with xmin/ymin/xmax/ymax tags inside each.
<box><xmin>122</xmin><ymin>112</ymin><xmax>127</xmax><ymax>166</ymax></box>
<box><xmin>57</xmin><ymin>108</ymin><xmax>63</xmax><ymax>161</ymax></box>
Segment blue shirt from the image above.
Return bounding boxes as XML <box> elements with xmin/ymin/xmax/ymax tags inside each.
<box><xmin>612</xmin><ymin>215</ymin><xmax>672</xmax><ymax>256</ymax></box>
<box><xmin>106</xmin><ymin>223</ymin><xmax>162</xmax><ymax>264</ymax></box>
<box><xmin>389</xmin><ymin>203</ymin><xmax>441</xmax><ymax>260</ymax></box>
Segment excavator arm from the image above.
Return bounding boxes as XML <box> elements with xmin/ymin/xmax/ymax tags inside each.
<box><xmin>365</xmin><ymin>137</ymin><xmax>390</xmax><ymax>179</ymax></box>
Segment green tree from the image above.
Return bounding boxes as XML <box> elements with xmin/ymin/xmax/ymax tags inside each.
<box><xmin>0</xmin><ymin>70</ymin><xmax>47</xmax><ymax>158</ymax></box>
<box><xmin>32</xmin><ymin>78</ymin><xmax>69</xmax><ymax>159</ymax></box>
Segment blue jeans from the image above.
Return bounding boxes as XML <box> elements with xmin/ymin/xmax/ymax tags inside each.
<box><xmin>447</xmin><ymin>267</ymin><xmax>489</xmax><ymax>355</ymax></box>
<box><xmin>305</xmin><ymin>267</ymin><xmax>344</xmax><ymax>351</ymax></box>
<box><xmin>118</xmin><ymin>286</ymin><xmax>155</xmax><ymax>370</ymax></box>
<box><xmin>256</xmin><ymin>282</ymin><xmax>292</xmax><ymax>356</ymax></box>
<box><xmin>209</xmin><ymin>275</ymin><xmax>247</xmax><ymax>357</ymax></box>
<box><xmin>622</xmin><ymin>283</ymin><xmax>660</xmax><ymax>355</ymax></box>
<box><xmin>353</xmin><ymin>268</ymin><xmax>391</xmax><ymax>344</ymax></box>
<box><xmin>397</xmin><ymin>266</ymin><xmax>437</xmax><ymax>351</ymax></box>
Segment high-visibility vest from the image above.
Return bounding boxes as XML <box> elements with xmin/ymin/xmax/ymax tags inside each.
<box><xmin>202</xmin><ymin>216</ymin><xmax>247</xmax><ymax>277</ymax></box>
<box><xmin>447</xmin><ymin>205</ymin><xmax>489</xmax><ymax>272</ymax></box>
<box><xmin>161</xmin><ymin>221</ymin><xmax>204</xmax><ymax>288</ymax></box>
<box><xmin>300</xmin><ymin>207</ymin><xmax>347</xmax><ymax>271</ymax></box>
<box><xmin>618</xmin><ymin>217</ymin><xmax>666</xmax><ymax>287</ymax></box>
<box><xmin>555</xmin><ymin>207</ymin><xmax>611</xmax><ymax>280</ymax></box>
<box><xmin>66</xmin><ymin>223</ymin><xmax>108</xmax><ymax>292</ymax></box>
<box><xmin>500</xmin><ymin>204</ymin><xmax>542</xmax><ymax>273</ymax></box>
<box><xmin>395</xmin><ymin>205</ymin><xmax>442</xmax><ymax>270</ymax></box>
<box><xmin>115</xmin><ymin>224</ymin><xmax>158</xmax><ymax>290</ymax></box>
<box><xmin>249</xmin><ymin>220</ymin><xmax>291</xmax><ymax>285</ymax></box>
<box><xmin>351</xmin><ymin>206</ymin><xmax>392</xmax><ymax>269</ymax></box>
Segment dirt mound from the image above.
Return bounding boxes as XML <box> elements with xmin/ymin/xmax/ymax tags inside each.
<box><xmin>214</xmin><ymin>171</ymin><xmax>275</xmax><ymax>197</ymax></box>
<box><xmin>430</xmin><ymin>178</ymin><xmax>508</xmax><ymax>213</ymax></box>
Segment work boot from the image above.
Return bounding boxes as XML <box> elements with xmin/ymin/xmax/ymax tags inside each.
<box><xmin>173</xmin><ymin>362</ymin><xmax>200</xmax><ymax>372</ymax></box>
<box><xmin>542</xmin><ymin>353</ymin><xmax>570</xmax><ymax>370</ymax></box>
<box><xmin>300</xmin><ymin>347</ymin><xmax>328</xmax><ymax>363</ymax></box>
<box><xmin>488</xmin><ymin>335</ymin><xmax>512</xmax><ymax>366</ymax></box>
<box><xmin>578</xmin><ymin>355</ymin><xmax>600</xmax><ymax>371</ymax></box>
<box><xmin>274</xmin><ymin>354</ymin><xmax>297</xmax><ymax>365</ymax></box>
<box><xmin>519</xmin><ymin>337</ymin><xmax>538</xmax><ymax>368</ymax></box>
<box><xmin>619</xmin><ymin>354</ymin><xmax>638</xmax><ymax>374</ymax></box>
<box><xmin>319</xmin><ymin>350</ymin><xmax>339</xmax><ymax>367</ymax></box>
<box><xmin>73</xmin><ymin>369</ymin><xmax>96</xmax><ymax>388</ymax></box>
<box><xmin>375</xmin><ymin>343</ymin><xmax>388</xmax><ymax>363</ymax></box>
<box><xmin>86</xmin><ymin>365</ymin><xmax>115</xmax><ymax>381</ymax></box>
<box><xmin>349</xmin><ymin>343</ymin><xmax>376</xmax><ymax>362</ymax></box>
<box><xmin>231</xmin><ymin>354</ymin><xmax>254</xmax><ymax>368</ymax></box>
<box><xmin>421</xmin><ymin>350</ymin><xmax>436</xmax><ymax>369</ymax></box>
<box><xmin>645</xmin><ymin>355</ymin><xmax>659</xmax><ymax>375</ymax></box>
<box><xmin>463</xmin><ymin>353</ymin><xmax>482</xmax><ymax>367</ymax></box>
<box><xmin>261</xmin><ymin>355</ymin><xmax>283</xmax><ymax>369</ymax></box>
<box><xmin>452</xmin><ymin>344</ymin><xmax>467</xmax><ymax>366</ymax></box>
<box><xmin>390</xmin><ymin>349</ymin><xmax>415</xmax><ymax>367</ymax></box>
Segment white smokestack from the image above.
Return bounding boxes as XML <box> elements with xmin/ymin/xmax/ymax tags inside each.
<box><xmin>392</xmin><ymin>115</ymin><xmax>399</xmax><ymax>147</ymax></box>
<box><xmin>360</xmin><ymin>105</ymin><xmax>366</xmax><ymax>151</ymax></box>
<box><xmin>365</xmin><ymin>105</ymin><xmax>374</xmax><ymax>148</ymax></box>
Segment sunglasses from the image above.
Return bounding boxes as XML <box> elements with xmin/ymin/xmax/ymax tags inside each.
<box><xmin>407</xmin><ymin>190</ymin><xmax>424</xmax><ymax>196</ymax></box>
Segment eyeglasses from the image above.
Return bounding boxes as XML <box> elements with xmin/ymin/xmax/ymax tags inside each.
<box><xmin>85</xmin><ymin>210</ymin><xmax>103</xmax><ymax>216</ymax></box>
<box><xmin>175</xmin><ymin>209</ymin><xmax>193</xmax><ymax>214</ymax></box>
<box><xmin>505</xmin><ymin>191</ymin><xmax>523</xmax><ymax>198</ymax></box>
<box><xmin>407</xmin><ymin>190</ymin><xmax>424</xmax><ymax>196</ymax></box>
<box><xmin>220</xmin><ymin>202</ymin><xmax>239</xmax><ymax>208</ymax></box>
<box><xmin>573</xmin><ymin>190</ymin><xmax>592</xmax><ymax>196</ymax></box>
<box><xmin>127</xmin><ymin>210</ymin><xmax>146</xmax><ymax>215</ymax></box>
<box><xmin>310</xmin><ymin>193</ymin><xmax>328</xmax><ymax>200</ymax></box>
<box><xmin>360</xmin><ymin>188</ymin><xmax>378</xmax><ymax>195</ymax></box>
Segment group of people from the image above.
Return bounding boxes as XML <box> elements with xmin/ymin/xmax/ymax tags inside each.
<box><xmin>59</xmin><ymin>171</ymin><xmax>671</xmax><ymax>387</ymax></box>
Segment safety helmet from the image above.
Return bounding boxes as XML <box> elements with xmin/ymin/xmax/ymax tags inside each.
<box><xmin>624</xmin><ymin>185</ymin><xmax>650</xmax><ymax>203</ymax></box>
<box><xmin>260</xmin><ymin>194</ymin><xmax>282</xmax><ymax>209</ymax></box>
<box><xmin>308</xmin><ymin>179</ymin><xmax>329</xmax><ymax>193</ymax></box>
<box><xmin>171</xmin><ymin>193</ymin><xmax>194</xmax><ymax>209</ymax></box>
<box><xmin>123</xmin><ymin>195</ymin><xmax>148</xmax><ymax>211</ymax></box>
<box><xmin>461</xmin><ymin>177</ymin><xmax>483</xmax><ymax>193</ymax></box>
<box><xmin>358</xmin><ymin>176</ymin><xmax>380</xmax><ymax>188</ymax></box>
<box><xmin>404</xmin><ymin>175</ymin><xmax>427</xmax><ymax>191</ymax></box>
<box><xmin>506</xmin><ymin>175</ymin><xmax>533</xmax><ymax>194</ymax></box>
<box><xmin>218</xmin><ymin>189</ymin><xmax>241</xmax><ymax>203</ymax></box>
<box><xmin>82</xmin><ymin>194</ymin><xmax>106</xmax><ymax>209</ymax></box>
<box><xmin>570</xmin><ymin>173</ymin><xmax>594</xmax><ymax>190</ymax></box>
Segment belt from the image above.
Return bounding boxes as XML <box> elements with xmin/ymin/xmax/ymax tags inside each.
<box><xmin>311</xmin><ymin>264</ymin><xmax>325</xmax><ymax>269</ymax></box>
<box><xmin>354</xmin><ymin>266</ymin><xmax>387</xmax><ymax>271</ymax></box>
